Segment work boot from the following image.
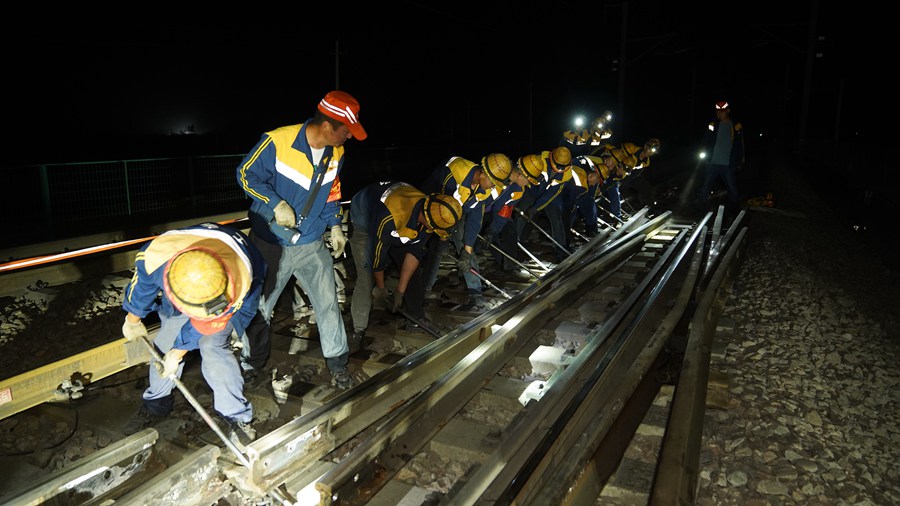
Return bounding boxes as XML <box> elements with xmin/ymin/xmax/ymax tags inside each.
<box><xmin>222</xmin><ymin>416</ymin><xmax>257</xmax><ymax>448</ymax></box>
<box><xmin>330</xmin><ymin>365</ymin><xmax>353</xmax><ymax>390</ymax></box>
<box><xmin>122</xmin><ymin>404</ymin><xmax>166</xmax><ymax>435</ymax></box>
<box><xmin>242</xmin><ymin>367</ymin><xmax>269</xmax><ymax>390</ymax></box>
<box><xmin>467</xmin><ymin>295</ymin><xmax>487</xmax><ymax>309</ymax></box>
<box><xmin>350</xmin><ymin>329</ymin><xmax>369</xmax><ymax>352</ymax></box>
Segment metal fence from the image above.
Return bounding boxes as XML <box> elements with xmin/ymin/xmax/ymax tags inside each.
<box><xmin>5</xmin><ymin>155</ymin><xmax>249</xmax><ymax>249</ymax></box>
<box><xmin>2</xmin><ymin>145</ymin><xmax>456</xmax><ymax>250</ymax></box>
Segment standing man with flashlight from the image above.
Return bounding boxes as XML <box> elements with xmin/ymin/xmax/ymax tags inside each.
<box><xmin>696</xmin><ymin>100</ymin><xmax>744</xmax><ymax>216</ymax></box>
<box><xmin>236</xmin><ymin>90</ymin><xmax>367</xmax><ymax>390</ymax></box>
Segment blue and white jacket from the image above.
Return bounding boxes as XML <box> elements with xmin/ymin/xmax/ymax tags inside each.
<box><xmin>237</xmin><ymin>121</ymin><xmax>345</xmax><ymax>246</ymax></box>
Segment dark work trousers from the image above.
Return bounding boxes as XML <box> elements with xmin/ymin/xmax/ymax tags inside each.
<box><xmin>697</xmin><ymin>163</ymin><xmax>739</xmax><ymax>213</ymax></box>
<box><xmin>383</xmin><ymin>244</ymin><xmax>426</xmax><ymax>320</ymax></box>
<box><xmin>494</xmin><ymin>220</ymin><xmax>519</xmax><ymax>271</ymax></box>
<box><xmin>240</xmin><ymin>232</ymin><xmax>283</xmax><ymax>371</ymax></box>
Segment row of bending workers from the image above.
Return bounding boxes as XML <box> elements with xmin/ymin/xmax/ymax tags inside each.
<box><xmin>116</xmin><ymin>90</ymin><xmax>662</xmax><ymax>445</ymax></box>
<box><xmin>560</xmin><ymin>110</ymin><xmax>660</xmax><ymax>222</ymax></box>
<box><xmin>119</xmin><ymin>90</ymin><xmax>370</xmax><ymax>444</ymax></box>
<box><xmin>419</xmin><ymin>153</ymin><xmax>513</xmax><ymax>308</ymax></box>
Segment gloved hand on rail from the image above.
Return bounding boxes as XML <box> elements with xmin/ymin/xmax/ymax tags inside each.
<box><xmin>390</xmin><ymin>290</ymin><xmax>404</xmax><ymax>314</ymax></box>
<box><xmin>155</xmin><ymin>349</ymin><xmax>186</xmax><ymax>378</ymax></box>
<box><xmin>330</xmin><ymin>225</ymin><xmax>347</xmax><ymax>258</ymax></box>
<box><xmin>273</xmin><ymin>200</ymin><xmax>297</xmax><ymax>228</ymax></box>
<box><xmin>479</xmin><ymin>232</ymin><xmax>495</xmax><ymax>249</ymax></box>
<box><xmin>122</xmin><ymin>317</ymin><xmax>148</xmax><ymax>342</ymax></box>
<box><xmin>372</xmin><ymin>286</ymin><xmax>389</xmax><ymax>305</ymax></box>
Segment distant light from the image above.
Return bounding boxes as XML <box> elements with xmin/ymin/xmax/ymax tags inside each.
<box><xmin>574</xmin><ymin>115</ymin><xmax>585</xmax><ymax>128</ymax></box>
<box><xmin>698</xmin><ymin>151</ymin><xmax>707</xmax><ymax>160</ymax></box>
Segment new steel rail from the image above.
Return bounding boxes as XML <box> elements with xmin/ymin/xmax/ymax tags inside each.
<box><xmin>0</xmin><ymin>206</ymin><xmax>747</xmax><ymax>505</ymax></box>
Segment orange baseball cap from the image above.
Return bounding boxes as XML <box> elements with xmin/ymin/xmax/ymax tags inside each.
<box><xmin>318</xmin><ymin>90</ymin><xmax>367</xmax><ymax>140</ymax></box>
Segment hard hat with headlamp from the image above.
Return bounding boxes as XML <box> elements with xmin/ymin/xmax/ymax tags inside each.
<box><xmin>715</xmin><ymin>101</ymin><xmax>729</xmax><ymax>110</ymax></box>
<box><xmin>164</xmin><ymin>247</ymin><xmax>233</xmax><ymax>319</ymax></box>
<box><xmin>591</xmin><ymin>112</ymin><xmax>614</xmax><ymax>141</ymax></box>
<box><xmin>591</xmin><ymin>114</ymin><xmax>611</xmax><ymax>134</ymax></box>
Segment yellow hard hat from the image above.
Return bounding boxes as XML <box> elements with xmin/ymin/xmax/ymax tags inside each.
<box><xmin>517</xmin><ymin>154</ymin><xmax>545</xmax><ymax>186</ymax></box>
<box><xmin>164</xmin><ymin>247</ymin><xmax>232</xmax><ymax>319</ymax></box>
<box><xmin>550</xmin><ymin>146</ymin><xmax>572</xmax><ymax>173</ymax></box>
<box><xmin>481</xmin><ymin>153</ymin><xmax>512</xmax><ymax>189</ymax></box>
<box><xmin>644</xmin><ymin>138</ymin><xmax>661</xmax><ymax>154</ymax></box>
<box><xmin>423</xmin><ymin>193</ymin><xmax>462</xmax><ymax>239</ymax></box>
<box><xmin>623</xmin><ymin>142</ymin><xmax>642</xmax><ymax>157</ymax></box>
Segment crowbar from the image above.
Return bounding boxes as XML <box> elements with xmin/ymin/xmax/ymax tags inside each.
<box><xmin>517</xmin><ymin>241</ymin><xmax>552</xmax><ymax>273</ymax></box>
<box><xmin>569</xmin><ymin>227</ymin><xmax>589</xmax><ymax>242</ymax></box>
<box><xmin>596</xmin><ymin>195</ymin><xmax>627</xmax><ymax>224</ymax></box>
<box><xmin>515</xmin><ymin>208</ymin><xmax>573</xmax><ymax>256</ymax></box>
<box><xmin>381</xmin><ymin>296</ymin><xmax>443</xmax><ymax>339</ymax></box>
<box><xmin>477</xmin><ymin>233</ymin><xmax>543</xmax><ymax>279</ymax></box>
<box><xmin>470</xmin><ymin>268</ymin><xmax>512</xmax><ymax>300</ymax></box>
<box><xmin>450</xmin><ymin>252</ymin><xmax>514</xmax><ymax>300</ymax></box>
<box><xmin>138</xmin><ymin>335</ymin><xmax>251</xmax><ymax>468</ymax></box>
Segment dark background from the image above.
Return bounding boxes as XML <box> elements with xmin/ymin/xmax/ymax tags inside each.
<box><xmin>1</xmin><ymin>3</ymin><xmax>889</xmax><ymax>242</ymax></box>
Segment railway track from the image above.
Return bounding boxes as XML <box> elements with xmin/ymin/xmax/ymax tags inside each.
<box><xmin>0</xmin><ymin>205</ymin><xmax>747</xmax><ymax>505</ymax></box>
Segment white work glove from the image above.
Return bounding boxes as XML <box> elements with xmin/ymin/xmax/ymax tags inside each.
<box><xmin>330</xmin><ymin>225</ymin><xmax>347</xmax><ymax>258</ymax></box>
<box><xmin>122</xmin><ymin>318</ymin><xmax>148</xmax><ymax>342</ymax></box>
<box><xmin>273</xmin><ymin>200</ymin><xmax>296</xmax><ymax>228</ymax></box>
<box><xmin>154</xmin><ymin>350</ymin><xmax>183</xmax><ymax>378</ymax></box>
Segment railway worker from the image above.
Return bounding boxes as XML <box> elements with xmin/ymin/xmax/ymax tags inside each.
<box><xmin>594</xmin><ymin>147</ymin><xmax>631</xmax><ymax>221</ymax></box>
<box><xmin>120</xmin><ymin>222</ymin><xmax>266</xmax><ymax>446</ymax></box>
<box><xmin>418</xmin><ymin>153</ymin><xmax>513</xmax><ymax>307</ymax></box>
<box><xmin>562</xmin><ymin>155</ymin><xmax>607</xmax><ymax>240</ymax></box>
<box><xmin>349</xmin><ymin>181</ymin><xmax>461</xmax><ymax>334</ymax></box>
<box><xmin>560</xmin><ymin>111</ymin><xmax>614</xmax><ymax>157</ymax></box>
<box><xmin>514</xmin><ymin>146</ymin><xmax>574</xmax><ymax>263</ymax></box>
<box><xmin>696</xmin><ymin>100</ymin><xmax>744</xmax><ymax>216</ymax></box>
<box><xmin>593</xmin><ymin>138</ymin><xmax>660</xmax><ymax>220</ymax></box>
<box><xmin>235</xmin><ymin>90</ymin><xmax>366</xmax><ymax>390</ymax></box>
<box><xmin>481</xmin><ymin>154</ymin><xmax>543</xmax><ymax>274</ymax></box>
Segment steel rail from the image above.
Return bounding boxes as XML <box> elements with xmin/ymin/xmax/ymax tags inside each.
<box><xmin>471</xmin><ymin>224</ymin><xmax>695</xmax><ymax>505</ymax></box>
<box><xmin>312</xmin><ymin>215</ymin><xmax>674</xmax><ymax>504</ymax></box>
<box><xmin>651</xmin><ymin>226</ymin><xmax>749</xmax><ymax>505</ymax></box>
<box><xmin>0</xmin><ymin>206</ymin><xmax>726</xmax><ymax>505</ymax></box>
<box><xmin>231</xmin><ymin>213</ymin><xmax>665</xmax><ymax>496</ymax></box>
<box><xmin>526</xmin><ymin>221</ymin><xmax>709</xmax><ymax>505</ymax></box>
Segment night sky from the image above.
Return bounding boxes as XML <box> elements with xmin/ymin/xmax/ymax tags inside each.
<box><xmin>3</xmin><ymin>3</ymin><xmax>882</xmax><ymax>168</ymax></box>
